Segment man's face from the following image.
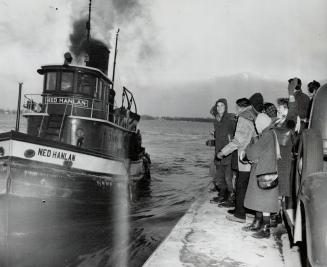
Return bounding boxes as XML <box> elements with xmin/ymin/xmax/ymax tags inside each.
<box><xmin>216</xmin><ymin>102</ymin><xmax>226</xmax><ymax>115</ymax></box>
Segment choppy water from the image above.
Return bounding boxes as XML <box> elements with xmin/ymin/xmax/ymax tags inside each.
<box><xmin>0</xmin><ymin>115</ymin><xmax>213</xmax><ymax>266</ymax></box>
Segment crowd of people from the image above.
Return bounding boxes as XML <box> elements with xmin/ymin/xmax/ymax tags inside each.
<box><xmin>206</xmin><ymin>77</ymin><xmax>321</xmax><ymax>239</ymax></box>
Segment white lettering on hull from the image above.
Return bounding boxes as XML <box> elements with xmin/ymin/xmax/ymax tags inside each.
<box><xmin>1</xmin><ymin>140</ymin><xmax>127</xmax><ymax>176</ymax></box>
<box><xmin>38</xmin><ymin>148</ymin><xmax>76</xmax><ymax>162</ymax></box>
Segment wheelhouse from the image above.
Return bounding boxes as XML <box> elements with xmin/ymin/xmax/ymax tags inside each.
<box><xmin>26</xmin><ymin>65</ymin><xmax>115</xmax><ymax>121</ymax></box>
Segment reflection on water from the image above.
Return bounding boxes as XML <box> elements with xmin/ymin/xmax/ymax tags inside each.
<box><xmin>0</xmin><ymin>115</ymin><xmax>213</xmax><ymax>266</ymax></box>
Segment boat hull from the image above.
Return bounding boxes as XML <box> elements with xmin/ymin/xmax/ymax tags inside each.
<box><xmin>0</xmin><ymin>131</ymin><xmax>147</xmax><ymax>266</ymax></box>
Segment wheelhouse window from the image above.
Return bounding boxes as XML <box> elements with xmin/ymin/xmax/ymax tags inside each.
<box><xmin>77</xmin><ymin>73</ymin><xmax>97</xmax><ymax>96</ymax></box>
<box><xmin>45</xmin><ymin>72</ymin><xmax>57</xmax><ymax>91</ymax></box>
<box><xmin>61</xmin><ymin>72</ymin><xmax>74</xmax><ymax>92</ymax></box>
<box><xmin>103</xmin><ymin>84</ymin><xmax>108</xmax><ymax>103</ymax></box>
<box><xmin>94</xmin><ymin>79</ymin><xmax>103</xmax><ymax>100</ymax></box>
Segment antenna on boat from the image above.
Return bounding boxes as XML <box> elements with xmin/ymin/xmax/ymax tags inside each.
<box><xmin>15</xmin><ymin>82</ymin><xmax>23</xmax><ymax>132</ymax></box>
<box><xmin>86</xmin><ymin>0</ymin><xmax>92</xmax><ymax>42</ymax></box>
<box><xmin>112</xmin><ymin>28</ymin><xmax>120</xmax><ymax>90</ymax></box>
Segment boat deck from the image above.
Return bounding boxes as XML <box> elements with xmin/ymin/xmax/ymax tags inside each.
<box><xmin>144</xmin><ymin>191</ymin><xmax>302</xmax><ymax>267</ymax></box>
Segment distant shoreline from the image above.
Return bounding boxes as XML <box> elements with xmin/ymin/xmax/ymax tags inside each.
<box><xmin>0</xmin><ymin>111</ymin><xmax>213</xmax><ymax>123</ymax></box>
<box><xmin>141</xmin><ymin>115</ymin><xmax>213</xmax><ymax>123</ymax></box>
<box><xmin>0</xmin><ymin>110</ymin><xmax>16</xmax><ymax>115</ymax></box>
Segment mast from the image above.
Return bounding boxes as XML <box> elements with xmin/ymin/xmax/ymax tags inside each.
<box><xmin>112</xmin><ymin>28</ymin><xmax>120</xmax><ymax>90</ymax></box>
<box><xmin>15</xmin><ymin>82</ymin><xmax>23</xmax><ymax>132</ymax></box>
<box><xmin>86</xmin><ymin>0</ymin><xmax>92</xmax><ymax>42</ymax></box>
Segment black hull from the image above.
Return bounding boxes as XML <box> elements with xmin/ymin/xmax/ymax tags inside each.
<box><xmin>0</xmin><ymin>132</ymin><xmax>147</xmax><ymax>266</ymax></box>
<box><xmin>0</xmin><ymin>160</ymin><xmax>131</xmax><ymax>267</ymax></box>
<box><xmin>0</xmin><ymin>195</ymin><xmax>128</xmax><ymax>267</ymax></box>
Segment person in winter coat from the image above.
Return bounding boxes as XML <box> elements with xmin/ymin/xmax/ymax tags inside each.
<box><xmin>217</xmin><ymin>97</ymin><xmax>258</xmax><ymax>223</ymax></box>
<box><xmin>207</xmin><ymin>98</ymin><xmax>237</xmax><ymax>204</ymax></box>
<box><xmin>274</xmin><ymin>79</ymin><xmax>298</xmax><ymax>198</ymax></box>
<box><xmin>290</xmin><ymin>77</ymin><xmax>310</xmax><ymax>133</ymax></box>
<box><xmin>307</xmin><ymin>80</ymin><xmax>321</xmax><ymax>118</ymax></box>
<box><xmin>242</xmin><ymin>113</ymin><xmax>280</xmax><ymax>239</ymax></box>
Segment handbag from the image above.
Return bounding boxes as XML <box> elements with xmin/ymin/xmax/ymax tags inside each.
<box><xmin>257</xmin><ymin>173</ymin><xmax>278</xmax><ymax>190</ymax></box>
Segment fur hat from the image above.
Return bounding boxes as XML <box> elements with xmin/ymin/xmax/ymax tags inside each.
<box><xmin>255</xmin><ymin>113</ymin><xmax>272</xmax><ymax>134</ymax></box>
<box><xmin>249</xmin><ymin>93</ymin><xmax>264</xmax><ymax>112</ymax></box>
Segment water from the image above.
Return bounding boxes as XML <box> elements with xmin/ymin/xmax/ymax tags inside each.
<box><xmin>0</xmin><ymin>114</ymin><xmax>213</xmax><ymax>266</ymax></box>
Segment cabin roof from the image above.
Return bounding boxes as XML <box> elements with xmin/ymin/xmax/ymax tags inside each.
<box><xmin>37</xmin><ymin>65</ymin><xmax>113</xmax><ymax>84</ymax></box>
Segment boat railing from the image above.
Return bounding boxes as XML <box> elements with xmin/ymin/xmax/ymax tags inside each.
<box><xmin>23</xmin><ymin>94</ymin><xmax>138</xmax><ymax>131</ymax></box>
<box><xmin>23</xmin><ymin>94</ymin><xmax>48</xmax><ymax>114</ymax></box>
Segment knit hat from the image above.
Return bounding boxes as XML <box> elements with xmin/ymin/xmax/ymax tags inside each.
<box><xmin>263</xmin><ymin>102</ymin><xmax>277</xmax><ymax>118</ymax></box>
<box><xmin>255</xmin><ymin>113</ymin><xmax>272</xmax><ymax>134</ymax></box>
<box><xmin>249</xmin><ymin>93</ymin><xmax>264</xmax><ymax>112</ymax></box>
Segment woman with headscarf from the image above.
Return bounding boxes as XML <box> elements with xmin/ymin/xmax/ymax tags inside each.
<box><xmin>241</xmin><ymin>113</ymin><xmax>280</xmax><ymax>238</ymax></box>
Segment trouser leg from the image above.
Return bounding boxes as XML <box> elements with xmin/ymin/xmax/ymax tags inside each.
<box><xmin>234</xmin><ymin>171</ymin><xmax>250</xmax><ymax>219</ymax></box>
<box><xmin>224</xmin><ymin>164</ymin><xmax>233</xmax><ymax>193</ymax></box>
<box><xmin>215</xmin><ymin>165</ymin><xmax>228</xmax><ymax>198</ymax></box>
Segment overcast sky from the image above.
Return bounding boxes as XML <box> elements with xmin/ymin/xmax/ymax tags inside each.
<box><xmin>1</xmin><ymin>0</ymin><xmax>327</xmax><ymax>115</ymax></box>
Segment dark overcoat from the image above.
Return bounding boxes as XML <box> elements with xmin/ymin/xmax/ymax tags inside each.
<box><xmin>244</xmin><ymin>128</ymin><xmax>279</xmax><ymax>213</ymax></box>
<box><xmin>274</xmin><ymin>100</ymin><xmax>297</xmax><ymax>197</ymax></box>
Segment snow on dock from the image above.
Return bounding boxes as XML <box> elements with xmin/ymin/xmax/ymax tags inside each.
<box><xmin>143</xmin><ymin>191</ymin><xmax>301</xmax><ymax>267</ymax></box>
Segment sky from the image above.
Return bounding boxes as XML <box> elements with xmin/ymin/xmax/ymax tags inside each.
<box><xmin>1</xmin><ymin>0</ymin><xmax>327</xmax><ymax>116</ymax></box>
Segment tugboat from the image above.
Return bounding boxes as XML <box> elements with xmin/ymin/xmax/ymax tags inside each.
<box><xmin>0</xmin><ymin>3</ymin><xmax>150</xmax><ymax>266</ymax></box>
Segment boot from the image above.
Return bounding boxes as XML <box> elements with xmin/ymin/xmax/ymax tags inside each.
<box><xmin>252</xmin><ymin>216</ymin><xmax>270</xmax><ymax>239</ymax></box>
<box><xmin>227</xmin><ymin>209</ymin><xmax>235</xmax><ymax>215</ymax></box>
<box><xmin>242</xmin><ymin>212</ymin><xmax>262</xmax><ymax>232</ymax></box>
<box><xmin>270</xmin><ymin>213</ymin><xmax>277</xmax><ymax>228</ymax></box>
<box><xmin>210</xmin><ymin>195</ymin><xmax>224</xmax><ymax>204</ymax></box>
<box><xmin>218</xmin><ymin>192</ymin><xmax>235</xmax><ymax>208</ymax></box>
<box><xmin>270</xmin><ymin>212</ymin><xmax>282</xmax><ymax>228</ymax></box>
<box><xmin>215</xmin><ymin>188</ymin><xmax>228</xmax><ymax>205</ymax></box>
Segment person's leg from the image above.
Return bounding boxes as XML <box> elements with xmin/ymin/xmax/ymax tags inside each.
<box><xmin>215</xmin><ymin>164</ymin><xmax>228</xmax><ymax>201</ymax></box>
<box><xmin>252</xmin><ymin>212</ymin><xmax>270</xmax><ymax>238</ymax></box>
<box><xmin>242</xmin><ymin>211</ymin><xmax>262</xmax><ymax>232</ymax></box>
<box><xmin>234</xmin><ymin>171</ymin><xmax>250</xmax><ymax>219</ymax></box>
<box><xmin>225</xmin><ymin>164</ymin><xmax>234</xmax><ymax>195</ymax></box>
<box><xmin>226</xmin><ymin>171</ymin><xmax>250</xmax><ymax>223</ymax></box>
<box><xmin>210</xmin><ymin>165</ymin><xmax>227</xmax><ymax>203</ymax></box>
<box><xmin>218</xmin><ymin>164</ymin><xmax>234</xmax><ymax>207</ymax></box>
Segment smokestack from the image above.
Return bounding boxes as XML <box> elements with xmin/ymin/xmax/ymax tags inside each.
<box><xmin>86</xmin><ymin>40</ymin><xmax>110</xmax><ymax>75</ymax></box>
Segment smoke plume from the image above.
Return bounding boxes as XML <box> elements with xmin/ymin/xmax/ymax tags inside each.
<box><xmin>68</xmin><ymin>0</ymin><xmax>155</xmax><ymax>61</ymax></box>
<box><xmin>69</xmin><ymin>18</ymin><xmax>109</xmax><ymax>59</ymax></box>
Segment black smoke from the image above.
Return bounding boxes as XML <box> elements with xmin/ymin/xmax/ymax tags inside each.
<box><xmin>69</xmin><ymin>0</ymin><xmax>156</xmax><ymax>63</ymax></box>
<box><xmin>69</xmin><ymin>18</ymin><xmax>109</xmax><ymax>59</ymax></box>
